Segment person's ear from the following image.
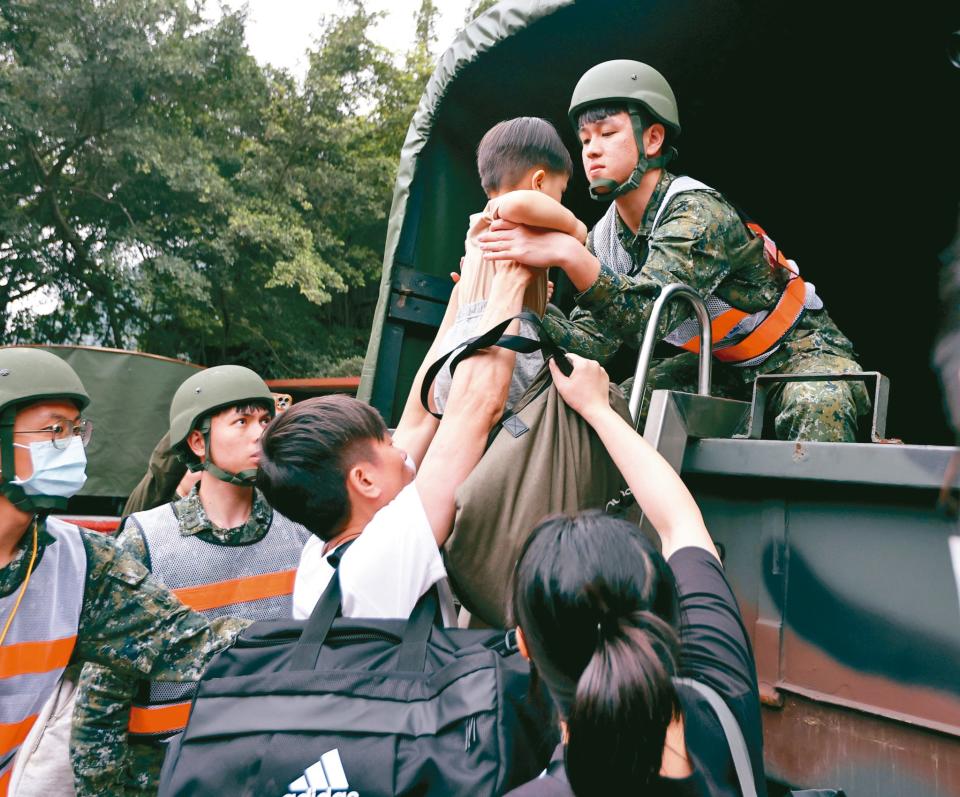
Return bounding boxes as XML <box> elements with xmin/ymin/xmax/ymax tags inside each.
<box><xmin>186</xmin><ymin>429</ymin><xmax>205</xmax><ymax>460</ymax></box>
<box><xmin>515</xmin><ymin>626</ymin><xmax>531</xmax><ymax>661</ymax></box>
<box><xmin>530</xmin><ymin>168</ymin><xmax>546</xmax><ymax>192</ymax></box>
<box><xmin>644</xmin><ymin>123</ymin><xmax>665</xmax><ymax>158</ymax></box>
<box><xmin>345</xmin><ymin>461</ymin><xmax>381</xmax><ymax>501</ymax></box>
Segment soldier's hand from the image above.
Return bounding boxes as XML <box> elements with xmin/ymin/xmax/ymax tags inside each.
<box><xmin>478</xmin><ymin>220</ymin><xmax>574</xmax><ymax>269</ymax></box>
<box><xmin>549</xmin><ymin>353</ymin><xmax>609</xmax><ymax>421</ymax></box>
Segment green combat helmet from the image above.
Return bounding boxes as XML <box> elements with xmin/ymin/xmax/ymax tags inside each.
<box><xmin>0</xmin><ymin>348</ymin><xmax>91</xmax><ymax>511</ymax></box>
<box><xmin>168</xmin><ymin>365</ymin><xmax>274</xmax><ymax>487</ymax></box>
<box><xmin>568</xmin><ymin>59</ymin><xmax>681</xmax><ymax>201</ymax></box>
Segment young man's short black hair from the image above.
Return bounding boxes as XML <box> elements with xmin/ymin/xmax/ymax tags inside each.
<box><xmin>576</xmin><ymin>103</ymin><xmax>671</xmax><ymax>148</ymax></box>
<box><xmin>576</xmin><ymin>103</ymin><xmax>630</xmax><ymax>130</ymax></box>
<box><xmin>257</xmin><ymin>395</ymin><xmax>387</xmax><ymax>541</ymax></box>
<box><xmin>477</xmin><ymin>116</ymin><xmax>574</xmax><ymax>195</ymax></box>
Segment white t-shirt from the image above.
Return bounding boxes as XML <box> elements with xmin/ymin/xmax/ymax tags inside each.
<box><xmin>292</xmin><ymin>482</ymin><xmax>457</xmax><ymax>626</ymax></box>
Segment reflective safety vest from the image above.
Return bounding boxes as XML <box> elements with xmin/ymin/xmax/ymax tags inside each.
<box><xmin>0</xmin><ymin>518</ymin><xmax>85</xmax><ymax>797</ymax></box>
<box><xmin>592</xmin><ymin>176</ymin><xmax>822</xmax><ymax>367</ymax></box>
<box><xmin>125</xmin><ymin>503</ymin><xmax>310</xmax><ymax>740</ymax></box>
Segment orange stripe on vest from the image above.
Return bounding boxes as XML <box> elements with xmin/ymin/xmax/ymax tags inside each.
<box><xmin>675</xmin><ymin>221</ymin><xmax>804</xmax><ymax>364</ymax></box>
<box><xmin>1</xmin><ymin>766</ymin><xmax>12</xmax><ymax>797</ymax></box>
<box><xmin>172</xmin><ymin>568</ymin><xmax>296</xmax><ymax>612</ymax></box>
<box><xmin>711</xmin><ymin>276</ymin><xmax>806</xmax><ymax>363</ymax></box>
<box><xmin>675</xmin><ymin>307</ymin><xmax>749</xmax><ymax>355</ymax></box>
<box><xmin>128</xmin><ymin>701</ymin><xmax>192</xmax><ymax>735</ymax></box>
<box><xmin>0</xmin><ymin>714</ymin><xmax>38</xmax><ymax>758</ymax></box>
<box><xmin>0</xmin><ymin>635</ymin><xmax>76</xmax><ymax>679</ymax></box>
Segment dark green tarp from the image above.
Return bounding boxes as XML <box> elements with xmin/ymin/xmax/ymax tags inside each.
<box><xmin>38</xmin><ymin>346</ymin><xmax>201</xmax><ymax>498</ymax></box>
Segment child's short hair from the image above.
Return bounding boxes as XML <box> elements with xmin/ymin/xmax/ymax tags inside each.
<box><xmin>257</xmin><ymin>395</ymin><xmax>387</xmax><ymax>540</ymax></box>
<box><xmin>477</xmin><ymin>117</ymin><xmax>573</xmax><ymax>195</ymax></box>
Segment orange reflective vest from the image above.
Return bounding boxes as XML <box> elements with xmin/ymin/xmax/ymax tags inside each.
<box><xmin>0</xmin><ymin>518</ymin><xmax>85</xmax><ymax>796</ymax></box>
<box><xmin>593</xmin><ymin>176</ymin><xmax>817</xmax><ymax>366</ymax></box>
<box><xmin>124</xmin><ymin>503</ymin><xmax>309</xmax><ymax>739</ymax></box>
<box><xmin>669</xmin><ymin>220</ymin><xmax>808</xmax><ymax>364</ymax></box>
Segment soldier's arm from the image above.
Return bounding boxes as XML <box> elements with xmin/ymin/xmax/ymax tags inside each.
<box><xmin>70</xmin><ymin>664</ymin><xmax>139</xmax><ymax>797</ymax></box>
<box><xmin>480</xmin><ymin>192</ymin><xmax>738</xmax><ymax>351</ymax></box>
<box><xmin>69</xmin><ymin>521</ymin><xmax>155</xmax><ymax>796</ymax></box>
<box><xmin>73</xmin><ymin>531</ymin><xmax>248</xmax><ymax>681</ymax></box>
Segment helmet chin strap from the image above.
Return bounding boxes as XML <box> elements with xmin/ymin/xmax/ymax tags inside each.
<box><xmin>588</xmin><ymin>108</ymin><xmax>677</xmax><ymax>202</ymax></box>
<box><xmin>0</xmin><ymin>408</ymin><xmax>67</xmax><ymax>512</ymax></box>
<box><xmin>193</xmin><ymin>419</ymin><xmax>258</xmax><ymax>487</ymax></box>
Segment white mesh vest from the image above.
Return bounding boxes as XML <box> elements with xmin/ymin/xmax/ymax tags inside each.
<box><xmin>591</xmin><ymin>176</ymin><xmax>822</xmax><ymax>367</ymax></box>
<box><xmin>0</xmin><ymin>517</ymin><xmax>86</xmax><ymax>795</ymax></box>
<box><xmin>126</xmin><ymin>502</ymin><xmax>310</xmax><ymax>738</ymax></box>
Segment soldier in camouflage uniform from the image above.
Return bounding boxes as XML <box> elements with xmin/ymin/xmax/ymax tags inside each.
<box><xmin>71</xmin><ymin>366</ymin><xmax>310</xmax><ymax>796</ymax></box>
<box><xmin>0</xmin><ymin>348</ymin><xmax>248</xmax><ymax>797</ymax></box>
<box><xmin>478</xmin><ymin>60</ymin><xmax>869</xmax><ymax>440</ymax></box>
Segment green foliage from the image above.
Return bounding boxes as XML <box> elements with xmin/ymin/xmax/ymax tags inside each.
<box><xmin>0</xmin><ymin>0</ymin><xmax>439</xmax><ymax>377</ymax></box>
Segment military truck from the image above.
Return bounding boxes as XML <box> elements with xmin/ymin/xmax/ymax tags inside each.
<box><xmin>360</xmin><ymin>1</ymin><xmax>960</xmax><ymax>794</ymax></box>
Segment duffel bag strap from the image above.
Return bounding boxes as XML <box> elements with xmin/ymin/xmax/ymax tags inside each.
<box><xmin>290</xmin><ymin>536</ymin><xmax>445</xmax><ymax>672</ymax></box>
<box><xmin>396</xmin><ymin>587</ymin><xmax>443</xmax><ymax>671</ymax></box>
<box><xmin>289</xmin><ymin>540</ymin><xmax>356</xmax><ymax>670</ymax></box>
<box><xmin>289</xmin><ymin>570</ymin><xmax>347</xmax><ymax>670</ymax></box>
<box><xmin>420</xmin><ymin>311</ymin><xmax>572</xmax><ymax>419</ymax></box>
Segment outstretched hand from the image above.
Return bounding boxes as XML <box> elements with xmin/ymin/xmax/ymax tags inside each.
<box><xmin>548</xmin><ymin>353</ymin><xmax>610</xmax><ymax>421</ymax></box>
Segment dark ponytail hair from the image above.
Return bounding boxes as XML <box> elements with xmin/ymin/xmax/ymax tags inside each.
<box><xmin>511</xmin><ymin>510</ymin><xmax>681</xmax><ymax>795</ymax></box>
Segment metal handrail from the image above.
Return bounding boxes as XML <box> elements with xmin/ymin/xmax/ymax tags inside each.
<box><xmin>628</xmin><ymin>283</ymin><xmax>713</xmax><ymax>429</ymax></box>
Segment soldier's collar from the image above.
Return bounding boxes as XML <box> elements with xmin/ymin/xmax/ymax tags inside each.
<box><xmin>173</xmin><ymin>484</ymin><xmax>271</xmax><ymax>541</ymax></box>
<box><xmin>616</xmin><ymin>170</ymin><xmax>676</xmax><ymax>245</ymax></box>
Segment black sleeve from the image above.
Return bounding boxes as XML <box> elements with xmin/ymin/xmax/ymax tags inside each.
<box><xmin>668</xmin><ymin>546</ymin><xmax>766</xmax><ymax>794</ymax></box>
<box><xmin>668</xmin><ymin>546</ymin><xmax>757</xmax><ymax>699</ymax></box>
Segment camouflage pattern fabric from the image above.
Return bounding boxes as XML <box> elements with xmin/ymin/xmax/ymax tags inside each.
<box><xmin>0</xmin><ymin>519</ymin><xmax>248</xmax><ymax>796</ymax></box>
<box><xmin>173</xmin><ymin>483</ymin><xmax>272</xmax><ymax>545</ymax></box>
<box><xmin>71</xmin><ymin>488</ymin><xmax>274</xmax><ymax>796</ymax></box>
<box><xmin>541</xmin><ymin>170</ymin><xmax>869</xmax><ymax>442</ymax></box>
<box><xmin>625</xmin><ymin>346</ymin><xmax>870</xmax><ymax>442</ymax></box>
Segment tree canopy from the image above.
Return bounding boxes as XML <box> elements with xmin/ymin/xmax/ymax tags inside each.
<box><xmin>0</xmin><ymin>0</ymin><xmax>439</xmax><ymax>376</ymax></box>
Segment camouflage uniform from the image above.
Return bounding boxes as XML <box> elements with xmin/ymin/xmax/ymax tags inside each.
<box><xmin>71</xmin><ymin>487</ymin><xmax>275</xmax><ymax>797</ymax></box>
<box><xmin>542</xmin><ymin>171</ymin><xmax>870</xmax><ymax>441</ymax></box>
<box><xmin>0</xmin><ymin>519</ymin><xmax>248</xmax><ymax>797</ymax></box>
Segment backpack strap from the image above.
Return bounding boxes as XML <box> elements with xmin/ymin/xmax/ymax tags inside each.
<box><xmin>420</xmin><ymin>311</ymin><xmax>572</xmax><ymax>419</ymax></box>
<box><xmin>673</xmin><ymin>677</ymin><xmax>758</xmax><ymax>797</ymax></box>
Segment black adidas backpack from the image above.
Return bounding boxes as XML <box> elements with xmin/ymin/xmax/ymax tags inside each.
<box><xmin>158</xmin><ymin>569</ymin><xmax>553</xmax><ymax>797</ymax></box>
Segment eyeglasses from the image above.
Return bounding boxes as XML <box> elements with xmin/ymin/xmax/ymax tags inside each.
<box><xmin>14</xmin><ymin>418</ymin><xmax>94</xmax><ymax>450</ymax></box>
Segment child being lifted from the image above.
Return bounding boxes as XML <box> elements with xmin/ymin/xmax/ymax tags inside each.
<box><xmin>432</xmin><ymin>117</ymin><xmax>586</xmax><ymax>412</ymax></box>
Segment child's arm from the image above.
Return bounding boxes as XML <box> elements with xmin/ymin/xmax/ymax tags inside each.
<box><xmin>491</xmin><ymin>190</ymin><xmax>588</xmax><ymax>243</ymax></box>
<box><xmin>548</xmin><ymin>353</ymin><xmax>719</xmax><ymax>562</ymax></box>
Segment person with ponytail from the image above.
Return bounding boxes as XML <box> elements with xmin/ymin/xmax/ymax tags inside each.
<box><xmin>506</xmin><ymin>353</ymin><xmax>766</xmax><ymax>797</ymax></box>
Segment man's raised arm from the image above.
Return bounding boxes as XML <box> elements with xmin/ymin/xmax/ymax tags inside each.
<box><xmin>414</xmin><ymin>262</ymin><xmax>534</xmax><ymax>544</ymax></box>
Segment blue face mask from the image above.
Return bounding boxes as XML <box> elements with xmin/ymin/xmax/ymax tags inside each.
<box><xmin>13</xmin><ymin>435</ymin><xmax>88</xmax><ymax>498</ymax></box>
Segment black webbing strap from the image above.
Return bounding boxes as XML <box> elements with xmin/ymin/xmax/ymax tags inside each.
<box><xmin>288</xmin><ymin>539</ymin><xmax>356</xmax><ymax>671</ymax></box>
<box><xmin>420</xmin><ymin>311</ymin><xmax>572</xmax><ymax>419</ymax></box>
